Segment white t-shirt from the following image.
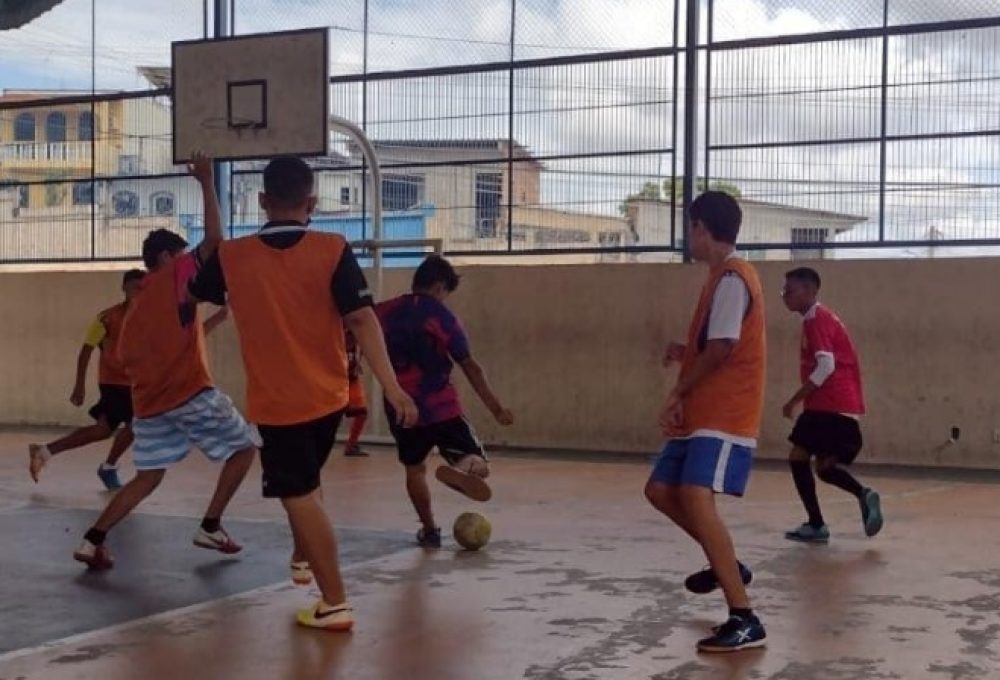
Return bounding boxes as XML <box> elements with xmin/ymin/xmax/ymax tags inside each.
<box><xmin>707</xmin><ymin>270</ymin><xmax>750</xmax><ymax>341</ymax></box>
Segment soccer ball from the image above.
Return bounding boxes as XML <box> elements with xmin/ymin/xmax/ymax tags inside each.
<box><xmin>453</xmin><ymin>512</ymin><xmax>491</xmax><ymax>551</ymax></box>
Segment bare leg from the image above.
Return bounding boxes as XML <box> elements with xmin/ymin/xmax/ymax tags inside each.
<box><xmin>644</xmin><ymin>480</ymin><xmax>700</xmax><ymax>541</ymax></box>
<box><xmin>291</xmin><ymin>486</ymin><xmax>323</xmax><ymax>563</ymax></box>
<box><xmin>105</xmin><ymin>426</ymin><xmax>134</xmax><ymax>466</ymax></box>
<box><xmin>406</xmin><ymin>463</ymin><xmax>436</xmax><ymax>531</ymax></box>
<box><xmin>91</xmin><ymin>469</ymin><xmax>165</xmax><ymax>532</ymax></box>
<box><xmin>281</xmin><ymin>490</ymin><xmax>346</xmax><ymax>605</ymax></box>
<box><xmin>202</xmin><ymin>447</ymin><xmax>254</xmax><ymax>521</ymax></box>
<box><xmin>47</xmin><ymin>421</ymin><xmax>113</xmax><ymax>455</ymax></box>
<box><xmin>680</xmin><ymin>485</ymin><xmax>749</xmax><ymax>609</ymax></box>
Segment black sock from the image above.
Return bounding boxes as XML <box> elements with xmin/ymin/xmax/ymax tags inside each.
<box><xmin>201</xmin><ymin>517</ymin><xmax>221</xmax><ymax>533</ymax></box>
<box><xmin>84</xmin><ymin>528</ymin><xmax>107</xmax><ymax>546</ymax></box>
<box><xmin>789</xmin><ymin>459</ymin><xmax>825</xmax><ymax>528</ymax></box>
<box><xmin>729</xmin><ymin>607</ymin><xmax>753</xmax><ymax>620</ymax></box>
<box><xmin>817</xmin><ymin>464</ymin><xmax>865</xmax><ymax>498</ymax></box>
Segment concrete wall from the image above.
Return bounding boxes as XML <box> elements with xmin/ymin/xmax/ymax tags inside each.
<box><xmin>2</xmin><ymin>258</ymin><xmax>998</xmax><ymax>469</ymax></box>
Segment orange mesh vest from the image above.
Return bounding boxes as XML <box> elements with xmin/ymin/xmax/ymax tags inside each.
<box><xmin>119</xmin><ymin>260</ymin><xmax>212</xmax><ymax>418</ymax></box>
<box><xmin>96</xmin><ymin>302</ymin><xmax>131</xmax><ymax>386</ymax></box>
<box><xmin>219</xmin><ymin>231</ymin><xmax>351</xmax><ymax>426</ymax></box>
<box><xmin>677</xmin><ymin>257</ymin><xmax>766</xmax><ymax>439</ymax></box>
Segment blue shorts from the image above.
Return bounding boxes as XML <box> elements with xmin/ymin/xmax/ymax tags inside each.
<box><xmin>649</xmin><ymin>437</ymin><xmax>754</xmax><ymax>497</ymax></box>
<box><xmin>132</xmin><ymin>388</ymin><xmax>259</xmax><ymax>471</ymax></box>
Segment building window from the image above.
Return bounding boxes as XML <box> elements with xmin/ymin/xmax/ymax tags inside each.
<box><xmin>17</xmin><ymin>185</ymin><xmax>29</xmax><ymax>209</ymax></box>
<box><xmin>78</xmin><ymin>112</ymin><xmax>94</xmax><ymax>141</ymax></box>
<box><xmin>118</xmin><ymin>155</ymin><xmax>140</xmax><ymax>175</ymax></box>
<box><xmin>382</xmin><ymin>174</ymin><xmax>423</xmax><ymax>211</ymax></box>
<box><xmin>150</xmin><ymin>191</ymin><xmax>175</xmax><ymax>216</ymax></box>
<box><xmin>14</xmin><ymin>113</ymin><xmax>35</xmax><ymax>142</ymax></box>
<box><xmin>340</xmin><ymin>186</ymin><xmax>350</xmax><ymax>205</ymax></box>
<box><xmin>72</xmin><ymin>182</ymin><xmax>94</xmax><ymax>206</ymax></box>
<box><xmin>475</xmin><ymin>172</ymin><xmax>502</xmax><ymax>238</ymax></box>
<box><xmin>791</xmin><ymin>227</ymin><xmax>827</xmax><ymax>261</ymax></box>
<box><xmin>598</xmin><ymin>231</ymin><xmax>623</xmax><ymax>248</ymax></box>
<box><xmin>113</xmin><ymin>190</ymin><xmax>139</xmax><ymax>217</ymax></box>
<box><xmin>46</xmin><ymin>112</ymin><xmax>67</xmax><ymax>142</ymax></box>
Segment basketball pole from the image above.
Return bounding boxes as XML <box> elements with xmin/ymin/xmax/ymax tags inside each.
<box><xmin>329</xmin><ymin>114</ymin><xmax>388</xmax><ymax>440</ymax></box>
<box><xmin>329</xmin><ymin>114</ymin><xmax>383</xmax><ymax>299</ymax></box>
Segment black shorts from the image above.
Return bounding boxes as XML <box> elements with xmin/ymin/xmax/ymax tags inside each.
<box><xmin>88</xmin><ymin>384</ymin><xmax>133</xmax><ymax>430</ymax></box>
<box><xmin>789</xmin><ymin>410</ymin><xmax>863</xmax><ymax>465</ymax></box>
<box><xmin>390</xmin><ymin>417</ymin><xmax>485</xmax><ymax>467</ymax></box>
<box><xmin>258</xmin><ymin>410</ymin><xmax>343</xmax><ymax>499</ymax></box>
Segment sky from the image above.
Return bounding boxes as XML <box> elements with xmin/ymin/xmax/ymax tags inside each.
<box><xmin>1</xmin><ymin>0</ymin><xmax>999</xmax><ymax>256</ymax></box>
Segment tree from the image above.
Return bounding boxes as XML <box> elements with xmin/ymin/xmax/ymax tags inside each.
<box><xmin>618</xmin><ymin>181</ymin><xmax>663</xmax><ymax>215</ymax></box>
<box><xmin>620</xmin><ymin>178</ymin><xmax>742</xmax><ymax>215</ymax></box>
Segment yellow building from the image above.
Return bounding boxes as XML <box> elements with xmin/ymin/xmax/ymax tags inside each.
<box><xmin>0</xmin><ymin>90</ymin><xmax>172</xmax><ymax>210</ymax></box>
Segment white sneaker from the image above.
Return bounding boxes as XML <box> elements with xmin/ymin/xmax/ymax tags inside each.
<box><xmin>193</xmin><ymin>527</ymin><xmax>243</xmax><ymax>554</ymax></box>
<box><xmin>28</xmin><ymin>444</ymin><xmax>51</xmax><ymax>483</ymax></box>
<box><xmin>290</xmin><ymin>561</ymin><xmax>313</xmax><ymax>586</ymax></box>
<box><xmin>73</xmin><ymin>539</ymin><xmax>114</xmax><ymax>570</ymax></box>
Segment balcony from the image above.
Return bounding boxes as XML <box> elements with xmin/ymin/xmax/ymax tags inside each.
<box><xmin>0</xmin><ymin>141</ymin><xmax>93</xmax><ymax>166</ymax></box>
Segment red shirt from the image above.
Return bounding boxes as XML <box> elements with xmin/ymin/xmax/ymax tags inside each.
<box><xmin>801</xmin><ymin>304</ymin><xmax>865</xmax><ymax>415</ymax></box>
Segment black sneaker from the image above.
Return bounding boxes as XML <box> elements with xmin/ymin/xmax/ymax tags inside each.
<box><xmin>416</xmin><ymin>527</ymin><xmax>442</xmax><ymax>548</ymax></box>
<box><xmin>860</xmin><ymin>488</ymin><xmax>884</xmax><ymax>537</ymax></box>
<box><xmin>697</xmin><ymin>615</ymin><xmax>766</xmax><ymax>653</ymax></box>
<box><xmin>684</xmin><ymin>561</ymin><xmax>753</xmax><ymax>595</ymax></box>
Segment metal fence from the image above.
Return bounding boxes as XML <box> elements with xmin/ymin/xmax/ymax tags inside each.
<box><xmin>1</xmin><ymin>0</ymin><xmax>999</xmax><ymax>263</ymax></box>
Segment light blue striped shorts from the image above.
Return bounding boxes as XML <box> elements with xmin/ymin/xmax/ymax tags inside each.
<box><xmin>132</xmin><ymin>388</ymin><xmax>259</xmax><ymax>471</ymax></box>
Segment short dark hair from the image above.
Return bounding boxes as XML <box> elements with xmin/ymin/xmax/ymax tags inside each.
<box><xmin>412</xmin><ymin>255</ymin><xmax>460</xmax><ymax>293</ymax></box>
<box><xmin>689</xmin><ymin>191</ymin><xmax>742</xmax><ymax>245</ymax></box>
<box><xmin>785</xmin><ymin>267</ymin><xmax>822</xmax><ymax>290</ymax></box>
<box><xmin>122</xmin><ymin>268</ymin><xmax>145</xmax><ymax>287</ymax></box>
<box><xmin>141</xmin><ymin>229</ymin><xmax>187</xmax><ymax>269</ymax></box>
<box><xmin>263</xmin><ymin>156</ymin><xmax>314</xmax><ymax>208</ymax></box>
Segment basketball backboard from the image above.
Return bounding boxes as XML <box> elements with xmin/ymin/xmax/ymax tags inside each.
<box><xmin>171</xmin><ymin>28</ymin><xmax>329</xmax><ymax>163</ymax></box>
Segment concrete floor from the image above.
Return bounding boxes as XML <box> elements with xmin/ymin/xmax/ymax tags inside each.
<box><xmin>0</xmin><ymin>429</ymin><xmax>998</xmax><ymax>679</ymax></box>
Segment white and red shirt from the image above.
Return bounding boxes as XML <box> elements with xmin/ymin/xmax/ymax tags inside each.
<box><xmin>801</xmin><ymin>303</ymin><xmax>865</xmax><ymax>416</ymax></box>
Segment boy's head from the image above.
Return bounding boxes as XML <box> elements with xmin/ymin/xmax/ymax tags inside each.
<box><xmin>259</xmin><ymin>156</ymin><xmax>317</xmax><ymax>220</ymax></box>
<box><xmin>412</xmin><ymin>255</ymin><xmax>460</xmax><ymax>301</ymax></box>
<box><xmin>121</xmin><ymin>268</ymin><xmax>145</xmax><ymax>301</ymax></box>
<box><xmin>688</xmin><ymin>191</ymin><xmax>742</xmax><ymax>261</ymax></box>
<box><xmin>141</xmin><ymin>229</ymin><xmax>188</xmax><ymax>271</ymax></box>
<box><xmin>782</xmin><ymin>267</ymin><xmax>821</xmax><ymax>313</ymax></box>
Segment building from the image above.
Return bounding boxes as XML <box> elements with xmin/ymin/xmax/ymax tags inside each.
<box><xmin>624</xmin><ymin>197</ymin><xmax>867</xmax><ymax>262</ymax></box>
<box><xmin>0</xmin><ymin>80</ymin><xmax>865</xmax><ymax>263</ymax></box>
<box><xmin>0</xmin><ymin>89</ymin><xmax>177</xmax><ymax>259</ymax></box>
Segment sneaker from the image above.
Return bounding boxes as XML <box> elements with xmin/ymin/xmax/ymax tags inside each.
<box><xmin>860</xmin><ymin>488</ymin><xmax>884</xmax><ymax>537</ymax></box>
<box><xmin>344</xmin><ymin>444</ymin><xmax>369</xmax><ymax>457</ymax></box>
<box><xmin>684</xmin><ymin>561</ymin><xmax>753</xmax><ymax>595</ymax></box>
<box><xmin>296</xmin><ymin>601</ymin><xmax>354</xmax><ymax>632</ymax></box>
<box><xmin>73</xmin><ymin>539</ymin><xmax>114</xmax><ymax>570</ymax></box>
<box><xmin>416</xmin><ymin>526</ymin><xmax>442</xmax><ymax>548</ymax></box>
<box><xmin>435</xmin><ymin>464</ymin><xmax>492</xmax><ymax>502</ymax></box>
<box><xmin>698</xmin><ymin>615</ymin><xmax>767</xmax><ymax>653</ymax></box>
<box><xmin>193</xmin><ymin>527</ymin><xmax>243</xmax><ymax>554</ymax></box>
<box><xmin>290</xmin><ymin>561</ymin><xmax>313</xmax><ymax>586</ymax></box>
<box><xmin>28</xmin><ymin>444</ymin><xmax>50</xmax><ymax>483</ymax></box>
<box><xmin>784</xmin><ymin>523</ymin><xmax>831</xmax><ymax>544</ymax></box>
<box><xmin>97</xmin><ymin>465</ymin><xmax>123</xmax><ymax>491</ymax></box>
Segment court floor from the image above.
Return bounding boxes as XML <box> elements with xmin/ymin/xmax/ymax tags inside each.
<box><xmin>0</xmin><ymin>428</ymin><xmax>998</xmax><ymax>680</ymax></box>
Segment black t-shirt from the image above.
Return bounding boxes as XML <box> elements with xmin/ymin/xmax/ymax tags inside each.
<box><xmin>189</xmin><ymin>221</ymin><xmax>373</xmax><ymax>315</ymax></box>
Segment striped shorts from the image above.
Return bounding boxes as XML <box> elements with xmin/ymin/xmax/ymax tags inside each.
<box><xmin>132</xmin><ymin>388</ymin><xmax>259</xmax><ymax>471</ymax></box>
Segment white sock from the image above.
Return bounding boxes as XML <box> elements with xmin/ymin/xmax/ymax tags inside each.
<box><xmin>100</xmin><ymin>462</ymin><xmax>117</xmax><ymax>471</ymax></box>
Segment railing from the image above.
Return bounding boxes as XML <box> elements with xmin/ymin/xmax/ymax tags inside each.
<box><xmin>0</xmin><ymin>142</ymin><xmax>93</xmax><ymax>163</ymax></box>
